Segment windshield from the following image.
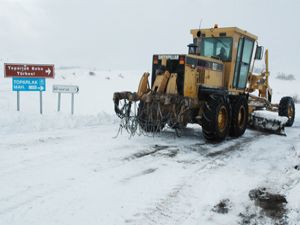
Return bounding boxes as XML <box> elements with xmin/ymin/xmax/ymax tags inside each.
<box><xmin>200</xmin><ymin>37</ymin><xmax>233</xmax><ymax>61</ymax></box>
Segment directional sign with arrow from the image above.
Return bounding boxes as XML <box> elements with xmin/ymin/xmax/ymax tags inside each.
<box><xmin>12</xmin><ymin>78</ymin><xmax>46</xmax><ymax>92</ymax></box>
<box><xmin>4</xmin><ymin>64</ymin><xmax>55</xmax><ymax>78</ymax></box>
<box><xmin>45</xmin><ymin>68</ymin><xmax>52</xmax><ymax>76</ymax></box>
<box><xmin>52</xmin><ymin>85</ymin><xmax>79</xmax><ymax>94</ymax></box>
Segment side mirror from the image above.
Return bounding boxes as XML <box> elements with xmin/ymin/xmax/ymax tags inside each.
<box><xmin>254</xmin><ymin>45</ymin><xmax>264</xmax><ymax>60</ymax></box>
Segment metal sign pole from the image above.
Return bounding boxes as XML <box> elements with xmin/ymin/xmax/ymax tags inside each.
<box><xmin>40</xmin><ymin>91</ymin><xmax>43</xmax><ymax>114</ymax></box>
<box><xmin>71</xmin><ymin>93</ymin><xmax>74</xmax><ymax>115</ymax></box>
<box><xmin>58</xmin><ymin>93</ymin><xmax>61</xmax><ymax>112</ymax></box>
<box><xmin>17</xmin><ymin>91</ymin><xmax>20</xmax><ymax>111</ymax></box>
<box><xmin>53</xmin><ymin>85</ymin><xmax>79</xmax><ymax>114</ymax></box>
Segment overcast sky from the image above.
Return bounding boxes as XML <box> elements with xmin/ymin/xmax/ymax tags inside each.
<box><xmin>0</xmin><ymin>0</ymin><xmax>299</xmax><ymax>74</ymax></box>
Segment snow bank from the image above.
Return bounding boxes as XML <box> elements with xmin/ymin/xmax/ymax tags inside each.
<box><xmin>0</xmin><ymin>68</ymin><xmax>142</xmax><ymax>132</ymax></box>
<box><xmin>0</xmin><ymin>111</ymin><xmax>117</xmax><ymax>134</ymax></box>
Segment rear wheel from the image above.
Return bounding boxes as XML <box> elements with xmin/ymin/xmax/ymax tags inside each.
<box><xmin>229</xmin><ymin>96</ymin><xmax>248</xmax><ymax>137</ymax></box>
<box><xmin>279</xmin><ymin>96</ymin><xmax>295</xmax><ymax>127</ymax></box>
<box><xmin>202</xmin><ymin>95</ymin><xmax>231</xmax><ymax>142</ymax></box>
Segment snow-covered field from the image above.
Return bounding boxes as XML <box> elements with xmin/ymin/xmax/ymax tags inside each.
<box><xmin>0</xmin><ymin>68</ymin><xmax>299</xmax><ymax>225</ymax></box>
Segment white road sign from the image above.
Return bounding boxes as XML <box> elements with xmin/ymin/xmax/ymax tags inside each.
<box><xmin>52</xmin><ymin>85</ymin><xmax>79</xmax><ymax>94</ymax></box>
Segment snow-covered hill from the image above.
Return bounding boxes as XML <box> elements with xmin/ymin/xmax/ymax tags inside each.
<box><xmin>0</xmin><ymin>68</ymin><xmax>299</xmax><ymax>225</ymax></box>
<box><xmin>0</xmin><ymin>68</ymin><xmax>142</xmax><ymax>134</ymax></box>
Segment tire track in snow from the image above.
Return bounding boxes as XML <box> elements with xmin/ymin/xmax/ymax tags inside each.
<box><xmin>0</xmin><ymin>127</ymin><xmax>188</xmax><ymax>219</ymax></box>
<box><xmin>0</xmin><ymin>124</ymin><xmax>294</xmax><ymax>225</ymax></box>
<box><xmin>126</xmin><ymin>132</ymin><xmax>264</xmax><ymax>225</ymax></box>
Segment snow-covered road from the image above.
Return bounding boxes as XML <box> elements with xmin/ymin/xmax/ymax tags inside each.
<box><xmin>0</xmin><ymin>68</ymin><xmax>300</xmax><ymax>225</ymax></box>
<box><xmin>1</xmin><ymin>121</ymin><xmax>300</xmax><ymax>225</ymax></box>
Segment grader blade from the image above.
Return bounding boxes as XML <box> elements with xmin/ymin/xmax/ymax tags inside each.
<box><xmin>248</xmin><ymin>111</ymin><xmax>288</xmax><ymax>135</ymax></box>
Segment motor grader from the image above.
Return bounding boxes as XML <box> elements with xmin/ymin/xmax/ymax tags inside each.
<box><xmin>113</xmin><ymin>25</ymin><xmax>295</xmax><ymax>141</ymax></box>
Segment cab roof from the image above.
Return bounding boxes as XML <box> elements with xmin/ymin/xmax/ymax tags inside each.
<box><xmin>190</xmin><ymin>26</ymin><xmax>258</xmax><ymax>41</ymax></box>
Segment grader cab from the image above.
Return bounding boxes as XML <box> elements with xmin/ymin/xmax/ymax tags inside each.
<box><xmin>113</xmin><ymin>25</ymin><xmax>295</xmax><ymax>141</ymax></box>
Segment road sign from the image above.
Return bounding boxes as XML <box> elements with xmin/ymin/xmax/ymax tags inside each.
<box><xmin>52</xmin><ymin>85</ymin><xmax>79</xmax><ymax>94</ymax></box>
<box><xmin>12</xmin><ymin>78</ymin><xmax>46</xmax><ymax>92</ymax></box>
<box><xmin>52</xmin><ymin>85</ymin><xmax>79</xmax><ymax>114</ymax></box>
<box><xmin>4</xmin><ymin>63</ymin><xmax>55</xmax><ymax>78</ymax></box>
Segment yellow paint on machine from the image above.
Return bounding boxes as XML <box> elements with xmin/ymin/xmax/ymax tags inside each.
<box><xmin>166</xmin><ymin>73</ymin><xmax>178</xmax><ymax>95</ymax></box>
<box><xmin>184</xmin><ymin>66</ymin><xmax>198</xmax><ymax>98</ymax></box>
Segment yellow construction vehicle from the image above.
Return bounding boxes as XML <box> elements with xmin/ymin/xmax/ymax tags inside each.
<box><xmin>113</xmin><ymin>25</ymin><xmax>295</xmax><ymax>141</ymax></box>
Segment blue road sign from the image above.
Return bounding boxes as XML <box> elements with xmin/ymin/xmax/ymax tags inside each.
<box><xmin>12</xmin><ymin>77</ymin><xmax>46</xmax><ymax>92</ymax></box>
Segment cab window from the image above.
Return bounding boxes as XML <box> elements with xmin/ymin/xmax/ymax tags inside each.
<box><xmin>233</xmin><ymin>37</ymin><xmax>254</xmax><ymax>89</ymax></box>
<box><xmin>200</xmin><ymin>37</ymin><xmax>233</xmax><ymax>61</ymax></box>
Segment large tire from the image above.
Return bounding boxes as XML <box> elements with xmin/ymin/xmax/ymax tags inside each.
<box><xmin>229</xmin><ymin>96</ymin><xmax>248</xmax><ymax>137</ymax></box>
<box><xmin>279</xmin><ymin>96</ymin><xmax>295</xmax><ymax>127</ymax></box>
<box><xmin>137</xmin><ymin>101</ymin><xmax>165</xmax><ymax>132</ymax></box>
<box><xmin>202</xmin><ymin>95</ymin><xmax>231</xmax><ymax>142</ymax></box>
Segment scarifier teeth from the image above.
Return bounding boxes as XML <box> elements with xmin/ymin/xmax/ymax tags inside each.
<box><xmin>248</xmin><ymin>114</ymin><xmax>286</xmax><ymax>135</ymax></box>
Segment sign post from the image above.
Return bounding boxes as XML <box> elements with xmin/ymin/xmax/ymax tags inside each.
<box><xmin>12</xmin><ymin>77</ymin><xmax>46</xmax><ymax>114</ymax></box>
<box><xmin>71</xmin><ymin>93</ymin><xmax>75</xmax><ymax>115</ymax></box>
<box><xmin>52</xmin><ymin>85</ymin><xmax>79</xmax><ymax>115</ymax></box>
<box><xmin>4</xmin><ymin>63</ymin><xmax>54</xmax><ymax>113</ymax></box>
<box><xmin>17</xmin><ymin>91</ymin><xmax>20</xmax><ymax>111</ymax></box>
<box><xmin>40</xmin><ymin>91</ymin><xmax>43</xmax><ymax>114</ymax></box>
<box><xmin>57</xmin><ymin>93</ymin><xmax>61</xmax><ymax>112</ymax></box>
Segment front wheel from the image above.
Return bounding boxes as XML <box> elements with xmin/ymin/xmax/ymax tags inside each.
<box><xmin>202</xmin><ymin>96</ymin><xmax>231</xmax><ymax>142</ymax></box>
<box><xmin>279</xmin><ymin>96</ymin><xmax>295</xmax><ymax>127</ymax></box>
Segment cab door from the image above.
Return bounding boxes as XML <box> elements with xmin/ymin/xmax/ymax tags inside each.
<box><xmin>233</xmin><ymin>37</ymin><xmax>254</xmax><ymax>89</ymax></box>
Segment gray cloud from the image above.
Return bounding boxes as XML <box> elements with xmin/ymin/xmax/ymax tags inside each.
<box><xmin>0</xmin><ymin>0</ymin><xmax>299</xmax><ymax>74</ymax></box>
